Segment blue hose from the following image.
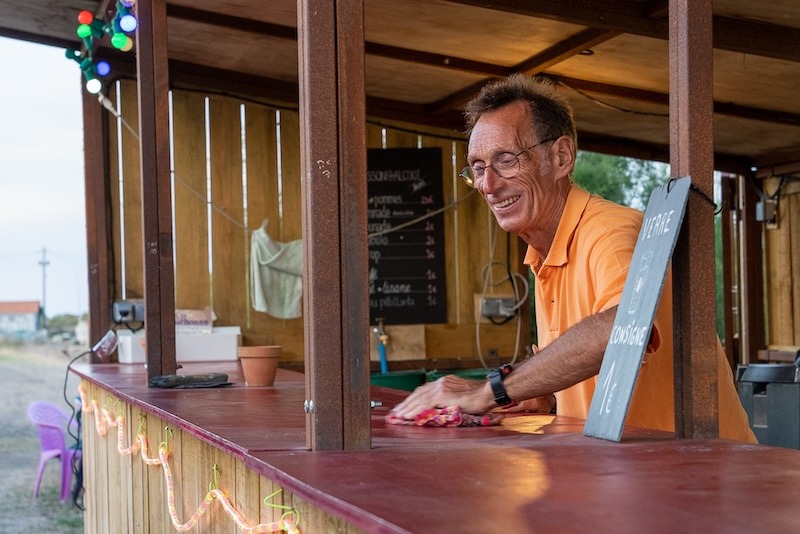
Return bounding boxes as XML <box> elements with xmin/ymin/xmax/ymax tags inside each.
<box><xmin>378</xmin><ymin>342</ymin><xmax>389</xmax><ymax>374</ymax></box>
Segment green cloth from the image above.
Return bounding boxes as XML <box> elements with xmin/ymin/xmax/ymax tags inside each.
<box><xmin>250</xmin><ymin>227</ymin><xmax>303</xmax><ymax>319</ymax></box>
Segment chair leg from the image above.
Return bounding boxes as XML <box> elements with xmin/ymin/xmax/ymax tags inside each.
<box><xmin>60</xmin><ymin>451</ymin><xmax>74</xmax><ymax>502</ymax></box>
<box><xmin>33</xmin><ymin>457</ymin><xmax>47</xmax><ymax>498</ymax></box>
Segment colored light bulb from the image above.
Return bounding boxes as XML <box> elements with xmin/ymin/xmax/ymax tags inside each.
<box><xmin>120</xmin><ymin>37</ymin><xmax>134</xmax><ymax>52</ymax></box>
<box><xmin>119</xmin><ymin>14</ymin><xmax>137</xmax><ymax>33</ymax></box>
<box><xmin>86</xmin><ymin>78</ymin><xmax>102</xmax><ymax>94</ymax></box>
<box><xmin>77</xmin><ymin>10</ymin><xmax>94</xmax><ymax>25</ymax></box>
<box><xmin>96</xmin><ymin>61</ymin><xmax>111</xmax><ymax>77</ymax></box>
<box><xmin>111</xmin><ymin>32</ymin><xmax>128</xmax><ymax>49</ymax></box>
<box><xmin>77</xmin><ymin>23</ymin><xmax>92</xmax><ymax>39</ymax></box>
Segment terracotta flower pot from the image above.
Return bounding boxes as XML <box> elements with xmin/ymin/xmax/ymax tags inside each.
<box><xmin>238</xmin><ymin>345</ymin><xmax>282</xmax><ymax>386</ymax></box>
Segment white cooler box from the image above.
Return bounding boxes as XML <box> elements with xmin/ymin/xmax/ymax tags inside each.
<box><xmin>117</xmin><ymin>326</ymin><xmax>241</xmax><ymax>364</ymax></box>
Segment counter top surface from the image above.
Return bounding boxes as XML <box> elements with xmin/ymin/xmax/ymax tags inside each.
<box><xmin>73</xmin><ymin>361</ymin><xmax>800</xmax><ymax>533</ymax></box>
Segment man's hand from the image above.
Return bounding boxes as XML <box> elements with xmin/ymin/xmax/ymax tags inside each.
<box><xmin>388</xmin><ymin>374</ymin><xmax>494</xmax><ymax>421</ymax></box>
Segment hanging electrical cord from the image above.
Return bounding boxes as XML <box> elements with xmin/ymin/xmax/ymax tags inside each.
<box><xmin>749</xmin><ymin>173</ymin><xmax>788</xmax><ymax>202</ymax></box>
<box><xmin>62</xmin><ymin>348</ymin><xmax>92</xmax><ymax>510</ymax></box>
<box><xmin>556</xmin><ymin>79</ymin><xmax>670</xmax><ymax>118</ymax></box>
<box><xmin>97</xmin><ymin>93</ymin><xmax>249</xmax><ymax>233</ymax></box>
<box><xmin>368</xmin><ymin>189</ymin><xmax>478</xmax><ymax>238</ymax></box>
<box><xmin>474</xmin><ymin>211</ymin><xmax>528</xmax><ymax>369</ymax></box>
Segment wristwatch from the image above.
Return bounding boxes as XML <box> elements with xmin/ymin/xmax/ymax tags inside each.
<box><xmin>487</xmin><ymin>363</ymin><xmax>517</xmax><ymax>407</ymax></box>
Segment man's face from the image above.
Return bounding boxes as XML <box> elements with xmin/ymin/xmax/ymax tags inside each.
<box><xmin>467</xmin><ymin>101</ymin><xmax>565</xmax><ymax>241</ymax></box>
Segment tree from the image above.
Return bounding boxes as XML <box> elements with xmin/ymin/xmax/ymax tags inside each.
<box><xmin>47</xmin><ymin>313</ymin><xmax>79</xmax><ymax>334</ymax></box>
<box><xmin>572</xmin><ymin>151</ymin><xmax>668</xmax><ymax>210</ymax></box>
<box><xmin>572</xmin><ymin>151</ymin><xmax>631</xmax><ymax>205</ymax></box>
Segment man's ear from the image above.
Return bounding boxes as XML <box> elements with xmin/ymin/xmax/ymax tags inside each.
<box><xmin>553</xmin><ymin>136</ymin><xmax>575</xmax><ymax>175</ymax></box>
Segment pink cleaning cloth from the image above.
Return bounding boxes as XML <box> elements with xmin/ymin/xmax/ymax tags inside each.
<box><xmin>385</xmin><ymin>406</ymin><xmax>503</xmax><ymax>427</ymax></box>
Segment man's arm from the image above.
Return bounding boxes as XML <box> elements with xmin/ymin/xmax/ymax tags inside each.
<box><xmin>389</xmin><ymin>306</ymin><xmax>618</xmax><ymax>419</ymax></box>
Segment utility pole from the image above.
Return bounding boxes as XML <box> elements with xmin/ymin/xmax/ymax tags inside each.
<box><xmin>38</xmin><ymin>247</ymin><xmax>49</xmax><ymax>328</ymax></box>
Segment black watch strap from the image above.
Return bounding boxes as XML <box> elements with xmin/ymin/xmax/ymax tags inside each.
<box><xmin>487</xmin><ymin>364</ymin><xmax>517</xmax><ymax>407</ymax></box>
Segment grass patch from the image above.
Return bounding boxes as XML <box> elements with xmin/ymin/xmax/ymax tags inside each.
<box><xmin>1</xmin><ymin>476</ymin><xmax>83</xmax><ymax>533</ymax></box>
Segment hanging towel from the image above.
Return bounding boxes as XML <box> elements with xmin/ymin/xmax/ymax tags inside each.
<box><xmin>250</xmin><ymin>227</ymin><xmax>303</xmax><ymax>319</ymax></box>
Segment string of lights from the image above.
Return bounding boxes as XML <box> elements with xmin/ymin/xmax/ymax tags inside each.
<box><xmin>66</xmin><ymin>1</ymin><xmax>138</xmax><ymax>95</ymax></box>
<box><xmin>77</xmin><ymin>382</ymin><xmax>302</xmax><ymax>533</ymax></box>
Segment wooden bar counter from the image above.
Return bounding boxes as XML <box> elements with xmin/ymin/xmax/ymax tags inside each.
<box><xmin>72</xmin><ymin>362</ymin><xmax>800</xmax><ymax>533</ymax></box>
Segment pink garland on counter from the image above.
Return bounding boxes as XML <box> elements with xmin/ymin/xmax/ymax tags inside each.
<box><xmin>78</xmin><ymin>382</ymin><xmax>300</xmax><ymax>533</ymax></box>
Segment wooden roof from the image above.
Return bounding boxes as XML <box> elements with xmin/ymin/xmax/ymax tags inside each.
<box><xmin>1</xmin><ymin>0</ymin><xmax>799</xmax><ymax>176</ymax></box>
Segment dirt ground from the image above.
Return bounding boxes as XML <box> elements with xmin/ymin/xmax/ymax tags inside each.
<box><xmin>0</xmin><ymin>342</ymin><xmax>85</xmax><ymax>533</ymax></box>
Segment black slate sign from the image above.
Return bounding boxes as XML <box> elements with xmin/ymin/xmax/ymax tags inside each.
<box><xmin>367</xmin><ymin>148</ymin><xmax>447</xmax><ymax>325</ymax></box>
<box><xmin>584</xmin><ymin>176</ymin><xmax>691</xmax><ymax>442</ymax></box>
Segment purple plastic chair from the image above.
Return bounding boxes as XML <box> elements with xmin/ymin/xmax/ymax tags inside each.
<box><xmin>26</xmin><ymin>400</ymin><xmax>81</xmax><ymax>502</ymax></box>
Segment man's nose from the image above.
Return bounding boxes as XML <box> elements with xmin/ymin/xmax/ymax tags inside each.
<box><xmin>479</xmin><ymin>166</ymin><xmax>501</xmax><ymax>192</ymax></box>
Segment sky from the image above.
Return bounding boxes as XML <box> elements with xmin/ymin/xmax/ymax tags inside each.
<box><xmin>0</xmin><ymin>36</ymin><xmax>88</xmax><ymax>317</ymax></box>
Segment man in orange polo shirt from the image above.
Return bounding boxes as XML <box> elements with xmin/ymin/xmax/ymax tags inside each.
<box><xmin>389</xmin><ymin>74</ymin><xmax>755</xmax><ymax>442</ymax></box>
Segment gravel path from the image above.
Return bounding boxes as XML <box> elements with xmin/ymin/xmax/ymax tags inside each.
<box><xmin>0</xmin><ymin>343</ymin><xmax>85</xmax><ymax>533</ymax></box>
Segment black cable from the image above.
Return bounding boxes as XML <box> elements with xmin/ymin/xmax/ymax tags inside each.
<box><xmin>62</xmin><ymin>349</ymin><xmax>91</xmax><ymax>511</ymax></box>
<box><xmin>124</xmin><ymin>321</ymin><xmax>144</xmax><ymax>333</ymax></box>
<box><xmin>558</xmin><ymin>80</ymin><xmax>670</xmax><ymax>118</ymax></box>
<box><xmin>488</xmin><ymin>232</ymin><xmax>517</xmax><ymax>325</ymax></box>
<box><xmin>748</xmin><ymin>173</ymin><xmax>787</xmax><ymax>202</ymax></box>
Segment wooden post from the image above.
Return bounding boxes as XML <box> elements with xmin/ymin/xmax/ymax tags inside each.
<box><xmin>669</xmin><ymin>0</ymin><xmax>718</xmax><ymax>438</ymax></box>
<box><xmin>136</xmin><ymin>0</ymin><xmax>177</xmax><ymax>378</ymax></box>
<box><xmin>738</xmin><ymin>174</ymin><xmax>766</xmax><ymax>364</ymax></box>
<box><xmin>720</xmin><ymin>174</ymin><xmax>736</xmax><ymax>371</ymax></box>
<box><xmin>82</xmin><ymin>87</ymin><xmax>113</xmax><ymax>358</ymax></box>
<box><xmin>297</xmin><ymin>0</ymin><xmax>370</xmax><ymax>450</ymax></box>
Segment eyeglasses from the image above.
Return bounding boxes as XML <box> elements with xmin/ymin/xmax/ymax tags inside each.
<box><xmin>459</xmin><ymin>137</ymin><xmax>558</xmax><ymax>188</ymax></box>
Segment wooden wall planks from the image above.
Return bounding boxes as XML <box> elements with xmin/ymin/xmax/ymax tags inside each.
<box><xmin>764</xmin><ymin>178</ymin><xmax>800</xmax><ymax>348</ymax></box>
<box><xmin>108</xmin><ymin>84</ymin><xmax>525</xmax><ymax>366</ymax></box>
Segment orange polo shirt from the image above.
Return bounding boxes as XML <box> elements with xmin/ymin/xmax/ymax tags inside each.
<box><xmin>525</xmin><ymin>185</ymin><xmax>755</xmax><ymax>442</ymax></box>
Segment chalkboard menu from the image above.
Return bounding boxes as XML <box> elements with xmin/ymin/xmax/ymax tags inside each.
<box><xmin>584</xmin><ymin>176</ymin><xmax>691</xmax><ymax>442</ymax></box>
<box><xmin>367</xmin><ymin>147</ymin><xmax>447</xmax><ymax>325</ymax></box>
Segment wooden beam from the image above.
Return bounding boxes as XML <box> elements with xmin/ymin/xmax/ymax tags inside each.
<box><xmin>720</xmin><ymin>174</ymin><xmax>737</xmax><ymax>370</ymax></box>
<box><xmin>516</xmin><ymin>28</ymin><xmax>620</xmax><ymax>74</ymax></box>
<box><xmin>82</xmin><ymin>84</ymin><xmax>113</xmax><ymax>359</ymax></box>
<box><xmin>553</xmin><ymin>75</ymin><xmax>800</xmax><ymax>128</ymax></box>
<box><xmin>98</xmin><ymin>44</ymin><xmax>800</xmax><ymax>132</ymax></box>
<box><xmin>298</xmin><ymin>0</ymin><xmax>370</xmax><ymax>451</ymax></box>
<box><xmin>669</xmin><ymin>0</ymin><xmax>718</xmax><ymax>439</ymax></box>
<box><xmin>337</xmin><ymin>0</ymin><xmax>371</xmax><ymax>451</ymax></box>
<box><xmin>136</xmin><ymin>0</ymin><xmax>177</xmax><ymax>379</ymax></box>
<box><xmin>738</xmin><ymin>173</ymin><xmax>766</xmax><ymax>364</ymax></box>
<box><xmin>428</xmin><ymin>27</ymin><xmax>620</xmax><ymax>113</ymax></box>
<box><xmin>449</xmin><ymin>0</ymin><xmax>800</xmax><ymax>62</ymax></box>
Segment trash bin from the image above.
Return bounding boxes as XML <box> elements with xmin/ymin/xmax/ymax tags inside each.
<box><xmin>737</xmin><ymin>361</ymin><xmax>800</xmax><ymax>449</ymax></box>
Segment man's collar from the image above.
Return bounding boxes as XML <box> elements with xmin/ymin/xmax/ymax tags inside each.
<box><xmin>524</xmin><ymin>185</ymin><xmax>590</xmax><ymax>270</ymax></box>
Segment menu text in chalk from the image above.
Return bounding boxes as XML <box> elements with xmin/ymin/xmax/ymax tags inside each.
<box><xmin>367</xmin><ymin>148</ymin><xmax>447</xmax><ymax>324</ymax></box>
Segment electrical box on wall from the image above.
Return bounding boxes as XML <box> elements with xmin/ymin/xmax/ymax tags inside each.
<box><xmin>112</xmin><ymin>300</ymin><xmax>145</xmax><ymax>324</ymax></box>
<box><xmin>481</xmin><ymin>297</ymin><xmax>516</xmax><ymax>319</ymax></box>
<box><xmin>474</xmin><ymin>293</ymin><xmax>517</xmax><ymax>323</ymax></box>
<box><xmin>755</xmin><ymin>199</ymin><xmax>778</xmax><ymax>229</ymax></box>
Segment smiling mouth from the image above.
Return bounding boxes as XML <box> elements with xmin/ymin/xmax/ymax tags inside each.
<box><xmin>494</xmin><ymin>195</ymin><xmax>520</xmax><ymax>209</ymax></box>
